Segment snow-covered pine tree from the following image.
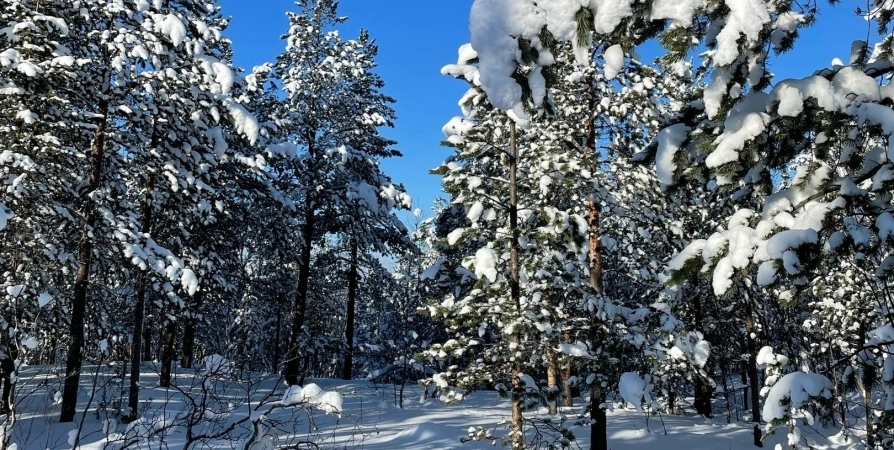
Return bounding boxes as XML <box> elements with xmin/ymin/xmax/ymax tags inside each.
<box><xmin>269</xmin><ymin>0</ymin><xmax>405</xmax><ymax>385</ymax></box>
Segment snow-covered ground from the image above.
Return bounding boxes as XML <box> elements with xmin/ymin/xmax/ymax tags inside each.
<box><xmin>0</xmin><ymin>363</ymin><xmax>866</xmax><ymax>449</ymax></box>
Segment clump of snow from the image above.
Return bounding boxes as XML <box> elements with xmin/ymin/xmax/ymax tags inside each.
<box><xmin>156</xmin><ymin>14</ymin><xmax>188</xmax><ymax>47</ymax></box>
<box><xmin>442</xmin><ymin>117</ymin><xmax>474</xmax><ymax>145</ymax></box>
<box><xmin>556</xmin><ymin>342</ymin><xmax>591</xmax><ymax>357</ymax></box>
<box><xmin>473</xmin><ymin>248</ymin><xmax>499</xmax><ymax>282</ymax></box>
<box><xmin>21</xmin><ymin>336</ymin><xmax>38</xmax><ymax>350</ymax></box>
<box><xmin>282</xmin><ymin>383</ymin><xmax>342</xmax><ymax>413</ymax></box>
<box><xmin>469</xmin><ymin>0</ymin><xmax>545</xmax><ymax>111</ymax></box>
<box><xmin>650</xmin><ymin>0</ymin><xmax>706</xmax><ymax>28</ymax></box>
<box><xmin>603</xmin><ymin>44</ymin><xmax>624</xmax><ymax>80</ymax></box>
<box><xmin>713</xmin><ymin>0</ymin><xmax>771</xmax><ymax>67</ymax></box>
<box><xmin>180</xmin><ymin>268</ymin><xmax>199</xmax><ymax>296</ymax></box>
<box><xmin>655</xmin><ymin>124</ymin><xmax>690</xmax><ymax>185</ymax></box>
<box><xmin>619</xmin><ymin>372</ymin><xmax>652</xmax><ymax>413</ymax></box>
<box><xmin>761</xmin><ymin>372</ymin><xmax>832</xmax><ymax>422</ymax></box>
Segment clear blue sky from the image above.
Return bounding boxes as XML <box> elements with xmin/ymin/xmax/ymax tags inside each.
<box><xmin>218</xmin><ymin>0</ymin><xmax>874</xmax><ymax>216</ymax></box>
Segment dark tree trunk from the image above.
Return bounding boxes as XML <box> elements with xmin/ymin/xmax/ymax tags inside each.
<box><xmin>692</xmin><ymin>293</ymin><xmax>714</xmax><ymax>418</ymax></box>
<box><xmin>180</xmin><ymin>317</ymin><xmax>197</xmax><ymax>369</ymax></box>
<box><xmin>142</xmin><ymin>308</ymin><xmax>153</xmax><ymax>361</ymax></box>
<box><xmin>285</xmin><ymin>200</ymin><xmax>314</xmax><ymax>385</ymax></box>
<box><xmin>272</xmin><ymin>300</ymin><xmax>282</xmax><ymax>371</ymax></box>
<box><xmin>590</xmin><ymin>385</ymin><xmax>608</xmax><ymax>450</ymax></box>
<box><xmin>159</xmin><ymin>321</ymin><xmax>177</xmax><ymax>388</ymax></box>
<box><xmin>180</xmin><ymin>290</ymin><xmax>204</xmax><ymax>369</ymax></box>
<box><xmin>60</xmin><ymin>100</ymin><xmax>108</xmax><ymax>423</ymax></box>
<box><xmin>342</xmin><ymin>239</ymin><xmax>358</xmax><ymax>380</ymax></box>
<box><xmin>285</xmin><ymin>145</ymin><xmax>317</xmax><ymax>386</ymax></box>
<box><xmin>126</xmin><ymin>172</ymin><xmax>155</xmax><ymax>422</ymax></box>
<box><xmin>745</xmin><ymin>300</ymin><xmax>763</xmax><ymax>447</ymax></box>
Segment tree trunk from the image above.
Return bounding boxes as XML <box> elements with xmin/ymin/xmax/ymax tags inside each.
<box><xmin>180</xmin><ymin>289</ymin><xmax>204</xmax><ymax>369</ymax></box>
<box><xmin>342</xmin><ymin>239</ymin><xmax>358</xmax><ymax>380</ymax></box>
<box><xmin>590</xmin><ymin>384</ymin><xmax>608</xmax><ymax>450</ymax></box>
<box><xmin>546</xmin><ymin>346</ymin><xmax>559</xmax><ymax>415</ymax></box>
<box><xmin>668</xmin><ymin>388</ymin><xmax>676</xmax><ymax>415</ymax></box>
<box><xmin>126</xmin><ymin>172</ymin><xmax>155</xmax><ymax>422</ymax></box>
<box><xmin>585</xmin><ymin>94</ymin><xmax>609</xmax><ymax>449</ymax></box>
<box><xmin>562</xmin><ymin>358</ymin><xmax>574</xmax><ymax>407</ymax></box>
<box><xmin>159</xmin><ymin>320</ymin><xmax>177</xmax><ymax>388</ymax></box>
<box><xmin>180</xmin><ymin>317</ymin><xmax>197</xmax><ymax>369</ymax></box>
<box><xmin>60</xmin><ymin>100</ymin><xmax>108</xmax><ymax>423</ymax></box>
<box><xmin>143</xmin><ymin>305</ymin><xmax>153</xmax><ymax>361</ymax></box>
<box><xmin>508</xmin><ymin>120</ymin><xmax>524</xmax><ymax>450</ymax></box>
<box><xmin>285</xmin><ymin>150</ymin><xmax>316</xmax><ymax>386</ymax></box>
<box><xmin>745</xmin><ymin>300</ymin><xmax>763</xmax><ymax>447</ymax></box>
<box><xmin>692</xmin><ymin>293</ymin><xmax>713</xmax><ymax>418</ymax></box>
<box><xmin>272</xmin><ymin>299</ymin><xmax>282</xmax><ymax>372</ymax></box>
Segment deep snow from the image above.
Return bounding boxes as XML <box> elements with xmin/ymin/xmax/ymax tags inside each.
<box><xmin>0</xmin><ymin>363</ymin><xmax>866</xmax><ymax>449</ymax></box>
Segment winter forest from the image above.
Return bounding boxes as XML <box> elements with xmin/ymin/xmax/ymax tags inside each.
<box><xmin>9</xmin><ymin>0</ymin><xmax>894</xmax><ymax>449</ymax></box>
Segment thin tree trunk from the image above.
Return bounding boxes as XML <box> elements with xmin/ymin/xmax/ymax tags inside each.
<box><xmin>342</xmin><ymin>239</ymin><xmax>358</xmax><ymax>380</ymax></box>
<box><xmin>586</xmin><ymin>87</ymin><xmax>608</xmax><ymax>450</ymax></box>
<box><xmin>272</xmin><ymin>299</ymin><xmax>282</xmax><ymax>372</ymax></box>
<box><xmin>60</xmin><ymin>100</ymin><xmax>108</xmax><ymax>423</ymax></box>
<box><xmin>180</xmin><ymin>290</ymin><xmax>204</xmax><ymax>369</ymax></box>
<box><xmin>126</xmin><ymin>172</ymin><xmax>155</xmax><ymax>422</ymax></box>
<box><xmin>544</xmin><ymin>293</ymin><xmax>559</xmax><ymax>415</ymax></box>
<box><xmin>745</xmin><ymin>300</ymin><xmax>763</xmax><ymax>447</ymax></box>
<box><xmin>508</xmin><ymin>120</ymin><xmax>524</xmax><ymax>450</ymax></box>
<box><xmin>159</xmin><ymin>321</ymin><xmax>177</xmax><ymax>388</ymax></box>
<box><xmin>859</xmin><ymin>323</ymin><xmax>875</xmax><ymax>448</ymax></box>
<box><xmin>142</xmin><ymin>307</ymin><xmax>153</xmax><ymax>361</ymax></box>
<box><xmin>285</xmin><ymin>148</ymin><xmax>316</xmax><ymax>386</ymax></box>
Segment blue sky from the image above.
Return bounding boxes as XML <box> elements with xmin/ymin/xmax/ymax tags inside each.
<box><xmin>218</xmin><ymin>0</ymin><xmax>875</xmax><ymax>217</ymax></box>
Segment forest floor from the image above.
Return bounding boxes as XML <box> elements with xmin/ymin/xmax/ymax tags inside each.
<box><xmin>0</xmin><ymin>363</ymin><xmax>867</xmax><ymax>449</ymax></box>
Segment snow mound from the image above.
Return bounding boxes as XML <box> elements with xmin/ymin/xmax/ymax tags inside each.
<box><xmin>281</xmin><ymin>383</ymin><xmax>343</xmax><ymax>413</ymax></box>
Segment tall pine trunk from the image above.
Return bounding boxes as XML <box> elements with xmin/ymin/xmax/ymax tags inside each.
<box><xmin>60</xmin><ymin>99</ymin><xmax>108</xmax><ymax>423</ymax></box>
<box><xmin>586</xmin><ymin>84</ymin><xmax>608</xmax><ymax>450</ymax></box>
<box><xmin>159</xmin><ymin>321</ymin><xmax>177</xmax><ymax>387</ymax></box>
<box><xmin>126</xmin><ymin>172</ymin><xmax>155</xmax><ymax>422</ymax></box>
<box><xmin>342</xmin><ymin>239</ymin><xmax>358</xmax><ymax>380</ymax></box>
<box><xmin>285</xmin><ymin>192</ymin><xmax>314</xmax><ymax>386</ymax></box>
<box><xmin>507</xmin><ymin>121</ymin><xmax>525</xmax><ymax>450</ymax></box>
